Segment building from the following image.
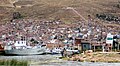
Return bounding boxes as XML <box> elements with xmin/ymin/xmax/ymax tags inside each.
<box><xmin>81</xmin><ymin>41</ymin><xmax>91</xmax><ymax>51</ymax></box>
<box><xmin>74</xmin><ymin>38</ymin><xmax>91</xmax><ymax>51</ymax></box>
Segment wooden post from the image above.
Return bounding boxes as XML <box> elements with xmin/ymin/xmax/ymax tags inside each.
<box><xmin>118</xmin><ymin>42</ymin><xmax>120</xmax><ymax>51</ymax></box>
<box><xmin>94</xmin><ymin>44</ymin><xmax>95</xmax><ymax>52</ymax></box>
<box><xmin>102</xmin><ymin>44</ymin><xmax>105</xmax><ymax>52</ymax></box>
<box><xmin>78</xmin><ymin>44</ymin><xmax>80</xmax><ymax>50</ymax></box>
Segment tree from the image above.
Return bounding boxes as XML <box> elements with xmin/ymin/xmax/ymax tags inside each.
<box><xmin>13</xmin><ymin>12</ymin><xmax>22</xmax><ymax>19</ymax></box>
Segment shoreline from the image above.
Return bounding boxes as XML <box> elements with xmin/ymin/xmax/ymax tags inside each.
<box><xmin>0</xmin><ymin>53</ymin><xmax>120</xmax><ymax>66</ymax></box>
<box><xmin>61</xmin><ymin>52</ymin><xmax>120</xmax><ymax>63</ymax></box>
<box><xmin>1</xmin><ymin>51</ymin><xmax>120</xmax><ymax>63</ymax></box>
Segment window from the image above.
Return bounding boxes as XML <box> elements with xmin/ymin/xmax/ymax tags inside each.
<box><xmin>84</xmin><ymin>45</ymin><xmax>86</xmax><ymax>48</ymax></box>
<box><xmin>22</xmin><ymin>41</ymin><xmax>23</xmax><ymax>44</ymax></box>
<box><xmin>18</xmin><ymin>41</ymin><xmax>19</xmax><ymax>44</ymax></box>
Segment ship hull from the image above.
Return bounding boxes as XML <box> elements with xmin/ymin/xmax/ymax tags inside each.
<box><xmin>5</xmin><ymin>48</ymin><xmax>46</xmax><ymax>55</ymax></box>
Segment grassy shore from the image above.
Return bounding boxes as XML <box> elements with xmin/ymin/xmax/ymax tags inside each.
<box><xmin>62</xmin><ymin>52</ymin><xmax>120</xmax><ymax>63</ymax></box>
<box><xmin>0</xmin><ymin>59</ymin><xmax>28</xmax><ymax>66</ymax></box>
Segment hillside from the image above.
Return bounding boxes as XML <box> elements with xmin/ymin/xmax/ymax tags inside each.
<box><xmin>0</xmin><ymin>0</ymin><xmax>10</xmax><ymax>4</ymax></box>
<box><xmin>0</xmin><ymin>0</ymin><xmax>120</xmax><ymax>25</ymax></box>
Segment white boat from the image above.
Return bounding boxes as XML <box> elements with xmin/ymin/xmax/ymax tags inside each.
<box><xmin>66</xmin><ymin>49</ymin><xmax>80</xmax><ymax>54</ymax></box>
<box><xmin>45</xmin><ymin>48</ymin><xmax>62</xmax><ymax>54</ymax></box>
<box><xmin>45</xmin><ymin>48</ymin><xmax>52</xmax><ymax>54</ymax></box>
<box><xmin>4</xmin><ymin>41</ymin><xmax>46</xmax><ymax>55</ymax></box>
<box><xmin>52</xmin><ymin>48</ymin><xmax>62</xmax><ymax>54</ymax></box>
<box><xmin>65</xmin><ymin>47</ymin><xmax>80</xmax><ymax>54</ymax></box>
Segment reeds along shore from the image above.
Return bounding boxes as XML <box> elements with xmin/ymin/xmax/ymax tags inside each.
<box><xmin>0</xmin><ymin>59</ymin><xmax>28</xmax><ymax>66</ymax></box>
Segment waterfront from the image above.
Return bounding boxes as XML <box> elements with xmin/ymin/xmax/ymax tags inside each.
<box><xmin>33</xmin><ymin>61</ymin><xmax>120</xmax><ymax>66</ymax></box>
<box><xmin>0</xmin><ymin>54</ymin><xmax>120</xmax><ymax>66</ymax></box>
<box><xmin>0</xmin><ymin>54</ymin><xmax>61</xmax><ymax>61</ymax></box>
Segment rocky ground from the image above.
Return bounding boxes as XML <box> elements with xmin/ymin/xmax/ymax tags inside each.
<box><xmin>64</xmin><ymin>52</ymin><xmax>120</xmax><ymax>63</ymax></box>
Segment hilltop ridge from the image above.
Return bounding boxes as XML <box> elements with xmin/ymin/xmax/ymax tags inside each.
<box><xmin>0</xmin><ymin>0</ymin><xmax>120</xmax><ymax>26</ymax></box>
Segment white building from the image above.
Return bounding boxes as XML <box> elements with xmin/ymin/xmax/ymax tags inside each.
<box><xmin>106</xmin><ymin>33</ymin><xmax>113</xmax><ymax>44</ymax></box>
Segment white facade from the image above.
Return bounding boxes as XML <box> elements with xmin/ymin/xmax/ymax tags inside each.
<box><xmin>106</xmin><ymin>33</ymin><xmax>113</xmax><ymax>44</ymax></box>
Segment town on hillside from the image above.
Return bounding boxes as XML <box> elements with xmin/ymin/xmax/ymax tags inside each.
<box><xmin>0</xmin><ymin>0</ymin><xmax>120</xmax><ymax>65</ymax></box>
<box><xmin>0</xmin><ymin>12</ymin><xmax>120</xmax><ymax>55</ymax></box>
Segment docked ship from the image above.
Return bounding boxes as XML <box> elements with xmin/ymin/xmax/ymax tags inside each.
<box><xmin>4</xmin><ymin>41</ymin><xmax>46</xmax><ymax>55</ymax></box>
